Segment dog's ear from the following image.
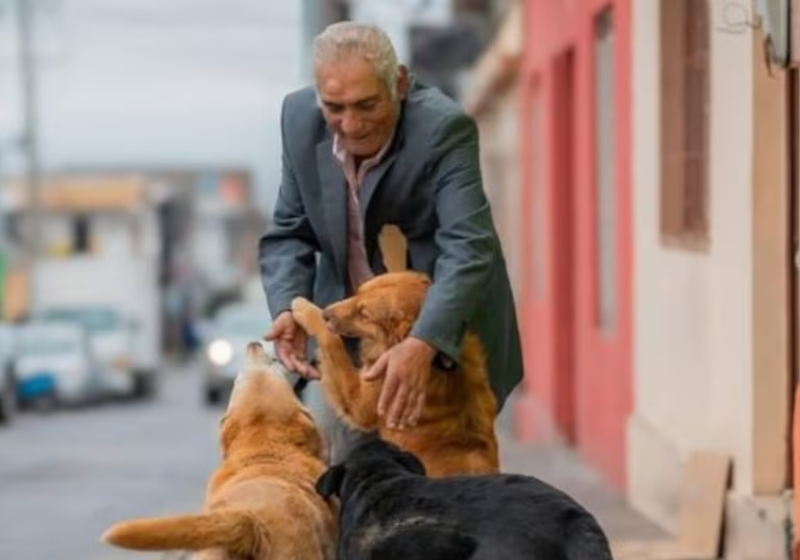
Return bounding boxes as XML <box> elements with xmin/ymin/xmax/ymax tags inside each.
<box><xmin>316</xmin><ymin>465</ymin><xmax>346</xmax><ymax>500</ymax></box>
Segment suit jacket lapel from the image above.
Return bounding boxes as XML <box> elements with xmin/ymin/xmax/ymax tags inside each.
<box><xmin>358</xmin><ymin>152</ymin><xmax>398</xmax><ymax>224</ymax></box>
<box><xmin>317</xmin><ymin>138</ymin><xmax>347</xmax><ymax>280</ymax></box>
<box><xmin>358</xmin><ymin>129</ymin><xmax>405</xmax><ymax>224</ymax></box>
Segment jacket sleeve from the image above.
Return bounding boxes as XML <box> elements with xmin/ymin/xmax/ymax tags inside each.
<box><xmin>409</xmin><ymin>112</ymin><xmax>499</xmax><ymax>361</ymax></box>
<box><xmin>259</xmin><ymin>99</ymin><xmax>320</xmax><ymax>319</ymax></box>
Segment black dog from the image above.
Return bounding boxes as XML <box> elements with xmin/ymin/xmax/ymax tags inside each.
<box><xmin>316</xmin><ymin>437</ymin><xmax>613</xmax><ymax>560</ymax></box>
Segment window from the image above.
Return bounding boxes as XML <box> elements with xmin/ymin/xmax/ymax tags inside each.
<box><xmin>595</xmin><ymin>8</ymin><xmax>616</xmax><ymax>333</ymax></box>
<box><xmin>531</xmin><ymin>83</ymin><xmax>546</xmax><ymax>300</ymax></box>
<box><xmin>72</xmin><ymin>215</ymin><xmax>91</xmax><ymax>253</ymax></box>
<box><xmin>660</xmin><ymin>0</ymin><xmax>710</xmax><ymax>247</ymax></box>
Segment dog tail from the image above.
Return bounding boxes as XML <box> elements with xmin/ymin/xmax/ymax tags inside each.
<box><xmin>101</xmin><ymin>510</ymin><xmax>268</xmax><ymax>556</ymax></box>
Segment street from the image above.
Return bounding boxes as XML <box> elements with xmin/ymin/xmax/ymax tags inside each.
<box><xmin>0</xmin><ymin>361</ymin><xmax>221</xmax><ymax>560</ymax></box>
<box><xmin>0</xmin><ymin>358</ymin><xmax>665</xmax><ymax>560</ymax></box>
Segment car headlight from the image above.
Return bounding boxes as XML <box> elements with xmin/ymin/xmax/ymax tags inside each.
<box><xmin>207</xmin><ymin>339</ymin><xmax>233</xmax><ymax>366</ymax></box>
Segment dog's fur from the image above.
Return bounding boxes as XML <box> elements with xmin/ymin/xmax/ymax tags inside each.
<box><xmin>316</xmin><ymin>436</ymin><xmax>613</xmax><ymax>560</ymax></box>
<box><xmin>291</xmin><ymin>271</ymin><xmax>498</xmax><ymax>477</ymax></box>
<box><xmin>101</xmin><ymin>343</ymin><xmax>337</xmax><ymax>560</ymax></box>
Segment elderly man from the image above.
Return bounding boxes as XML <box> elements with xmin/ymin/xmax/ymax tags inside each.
<box><xmin>260</xmin><ymin>21</ymin><xmax>523</xmax><ymax>460</ymax></box>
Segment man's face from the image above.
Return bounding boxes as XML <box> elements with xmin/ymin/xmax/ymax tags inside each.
<box><xmin>316</xmin><ymin>57</ymin><xmax>407</xmax><ymax>158</ymax></box>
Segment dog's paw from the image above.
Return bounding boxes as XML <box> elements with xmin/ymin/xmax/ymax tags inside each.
<box><xmin>291</xmin><ymin>297</ymin><xmax>326</xmax><ymax>336</ymax></box>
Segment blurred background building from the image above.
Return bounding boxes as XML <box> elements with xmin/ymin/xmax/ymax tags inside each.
<box><xmin>2</xmin><ymin>1</ymin><xmax>800</xmax><ymax>559</ymax></box>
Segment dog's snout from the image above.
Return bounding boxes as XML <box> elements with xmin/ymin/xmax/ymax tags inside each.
<box><xmin>322</xmin><ymin>309</ymin><xmax>340</xmax><ymax>334</ymax></box>
<box><xmin>245</xmin><ymin>341</ymin><xmax>268</xmax><ymax>364</ymax></box>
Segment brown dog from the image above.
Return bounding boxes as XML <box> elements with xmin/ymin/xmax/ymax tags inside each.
<box><xmin>291</xmin><ymin>271</ymin><xmax>499</xmax><ymax>477</ymax></box>
<box><xmin>101</xmin><ymin>342</ymin><xmax>337</xmax><ymax>560</ymax></box>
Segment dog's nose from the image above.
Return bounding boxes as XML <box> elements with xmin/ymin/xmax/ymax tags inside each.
<box><xmin>245</xmin><ymin>341</ymin><xmax>267</xmax><ymax>364</ymax></box>
<box><xmin>247</xmin><ymin>341</ymin><xmax>264</xmax><ymax>355</ymax></box>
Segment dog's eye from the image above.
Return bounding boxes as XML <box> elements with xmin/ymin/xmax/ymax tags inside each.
<box><xmin>357</xmin><ymin>305</ymin><xmax>369</xmax><ymax>319</ymax></box>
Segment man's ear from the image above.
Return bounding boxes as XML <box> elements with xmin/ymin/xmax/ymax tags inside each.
<box><xmin>396</xmin><ymin>65</ymin><xmax>410</xmax><ymax>100</ymax></box>
<box><xmin>315</xmin><ymin>465</ymin><xmax>346</xmax><ymax>500</ymax></box>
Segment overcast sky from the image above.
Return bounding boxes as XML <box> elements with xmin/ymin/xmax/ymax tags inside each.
<box><xmin>0</xmin><ymin>0</ymin><xmax>305</xmax><ymax>209</ymax></box>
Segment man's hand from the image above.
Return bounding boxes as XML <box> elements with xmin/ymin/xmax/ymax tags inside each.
<box><xmin>363</xmin><ymin>337</ymin><xmax>437</xmax><ymax>430</ymax></box>
<box><xmin>264</xmin><ymin>311</ymin><xmax>318</xmax><ymax>379</ymax></box>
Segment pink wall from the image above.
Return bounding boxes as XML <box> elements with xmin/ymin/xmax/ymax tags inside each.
<box><xmin>516</xmin><ymin>0</ymin><xmax>633</xmax><ymax>491</ymax></box>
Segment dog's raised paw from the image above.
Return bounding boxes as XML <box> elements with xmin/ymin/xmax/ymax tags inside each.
<box><xmin>291</xmin><ymin>297</ymin><xmax>326</xmax><ymax>335</ymax></box>
<box><xmin>291</xmin><ymin>296</ymin><xmax>319</xmax><ymax>316</ymax></box>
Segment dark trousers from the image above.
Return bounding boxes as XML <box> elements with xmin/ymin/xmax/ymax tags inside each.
<box><xmin>304</xmin><ymin>336</ymin><xmax>371</xmax><ymax>464</ymax></box>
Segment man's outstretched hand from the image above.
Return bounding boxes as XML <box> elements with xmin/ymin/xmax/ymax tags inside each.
<box><xmin>363</xmin><ymin>337</ymin><xmax>436</xmax><ymax>430</ymax></box>
<box><xmin>264</xmin><ymin>311</ymin><xmax>319</xmax><ymax>379</ymax></box>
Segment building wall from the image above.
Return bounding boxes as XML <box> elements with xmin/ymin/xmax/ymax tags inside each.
<box><xmin>517</xmin><ymin>0</ymin><xmax>633</xmax><ymax>490</ymax></box>
<box><xmin>475</xmin><ymin>84</ymin><xmax>522</xmax><ymax>296</ymax></box>
<box><xmin>40</xmin><ymin>213</ymin><xmax>147</xmax><ymax>258</ymax></box>
<box><xmin>627</xmin><ymin>0</ymin><xmax>756</xmax><ymax>529</ymax></box>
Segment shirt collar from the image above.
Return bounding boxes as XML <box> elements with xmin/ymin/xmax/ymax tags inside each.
<box><xmin>332</xmin><ymin>129</ymin><xmax>397</xmax><ymax>165</ymax></box>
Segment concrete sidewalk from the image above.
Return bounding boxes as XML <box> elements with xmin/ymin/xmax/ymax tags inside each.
<box><xmin>495</xmin><ymin>391</ymin><xmax>676</xmax><ymax>559</ymax></box>
<box><xmin>497</xmin><ymin>431</ymin><xmax>667</xmax><ymax>542</ymax></box>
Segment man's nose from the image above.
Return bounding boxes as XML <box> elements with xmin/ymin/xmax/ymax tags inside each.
<box><xmin>340</xmin><ymin>114</ymin><xmax>360</xmax><ymax>136</ymax></box>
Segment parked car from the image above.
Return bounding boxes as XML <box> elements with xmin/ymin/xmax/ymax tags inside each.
<box><xmin>39</xmin><ymin>306</ymin><xmax>140</xmax><ymax>399</ymax></box>
<box><xmin>0</xmin><ymin>323</ymin><xmax>18</xmax><ymax>424</ymax></box>
<box><xmin>14</xmin><ymin>320</ymin><xmax>102</xmax><ymax>408</ymax></box>
<box><xmin>201</xmin><ymin>302</ymin><xmax>272</xmax><ymax>405</ymax></box>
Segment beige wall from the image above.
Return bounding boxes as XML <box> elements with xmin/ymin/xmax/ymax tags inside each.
<box><xmin>475</xmin><ymin>83</ymin><xmax>522</xmax><ymax>297</ymax></box>
<box><xmin>629</xmin><ymin>0</ymin><xmax>755</xmax><ymax>531</ymax></box>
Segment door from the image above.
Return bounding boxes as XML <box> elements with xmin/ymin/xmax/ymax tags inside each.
<box><xmin>571</xmin><ymin>1</ymin><xmax>633</xmax><ymax>490</ymax></box>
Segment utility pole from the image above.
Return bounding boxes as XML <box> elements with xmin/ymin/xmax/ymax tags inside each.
<box><xmin>17</xmin><ymin>0</ymin><xmax>42</xmax><ymax>257</ymax></box>
<box><xmin>16</xmin><ymin>0</ymin><xmax>42</xmax><ymax>313</ymax></box>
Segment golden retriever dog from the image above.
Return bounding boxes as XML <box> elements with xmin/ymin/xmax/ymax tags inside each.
<box><xmin>291</xmin><ymin>271</ymin><xmax>498</xmax><ymax>477</ymax></box>
<box><xmin>101</xmin><ymin>342</ymin><xmax>337</xmax><ymax>560</ymax></box>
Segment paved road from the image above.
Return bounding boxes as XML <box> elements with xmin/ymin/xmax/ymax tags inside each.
<box><xmin>0</xmin><ymin>361</ymin><xmax>222</xmax><ymax>560</ymax></box>
<box><xmin>0</xmin><ymin>359</ymin><xmax>666</xmax><ymax>560</ymax></box>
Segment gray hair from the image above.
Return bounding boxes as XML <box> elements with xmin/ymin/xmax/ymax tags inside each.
<box><xmin>313</xmin><ymin>22</ymin><xmax>400</xmax><ymax>99</ymax></box>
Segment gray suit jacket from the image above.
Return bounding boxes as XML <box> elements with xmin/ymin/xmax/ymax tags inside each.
<box><xmin>259</xmin><ymin>79</ymin><xmax>523</xmax><ymax>411</ymax></box>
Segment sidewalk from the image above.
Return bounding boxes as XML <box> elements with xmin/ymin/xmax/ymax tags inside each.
<box><xmin>497</xmin><ymin>432</ymin><xmax>667</xmax><ymax>542</ymax></box>
<box><xmin>496</xmin><ymin>393</ymin><xmax>674</xmax><ymax>559</ymax></box>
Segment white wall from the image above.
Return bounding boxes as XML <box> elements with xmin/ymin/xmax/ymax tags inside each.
<box><xmin>476</xmin><ymin>86</ymin><xmax>521</xmax><ymax>297</ymax></box>
<box><xmin>629</xmin><ymin>0</ymin><xmax>754</xmax><ymax>530</ymax></box>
